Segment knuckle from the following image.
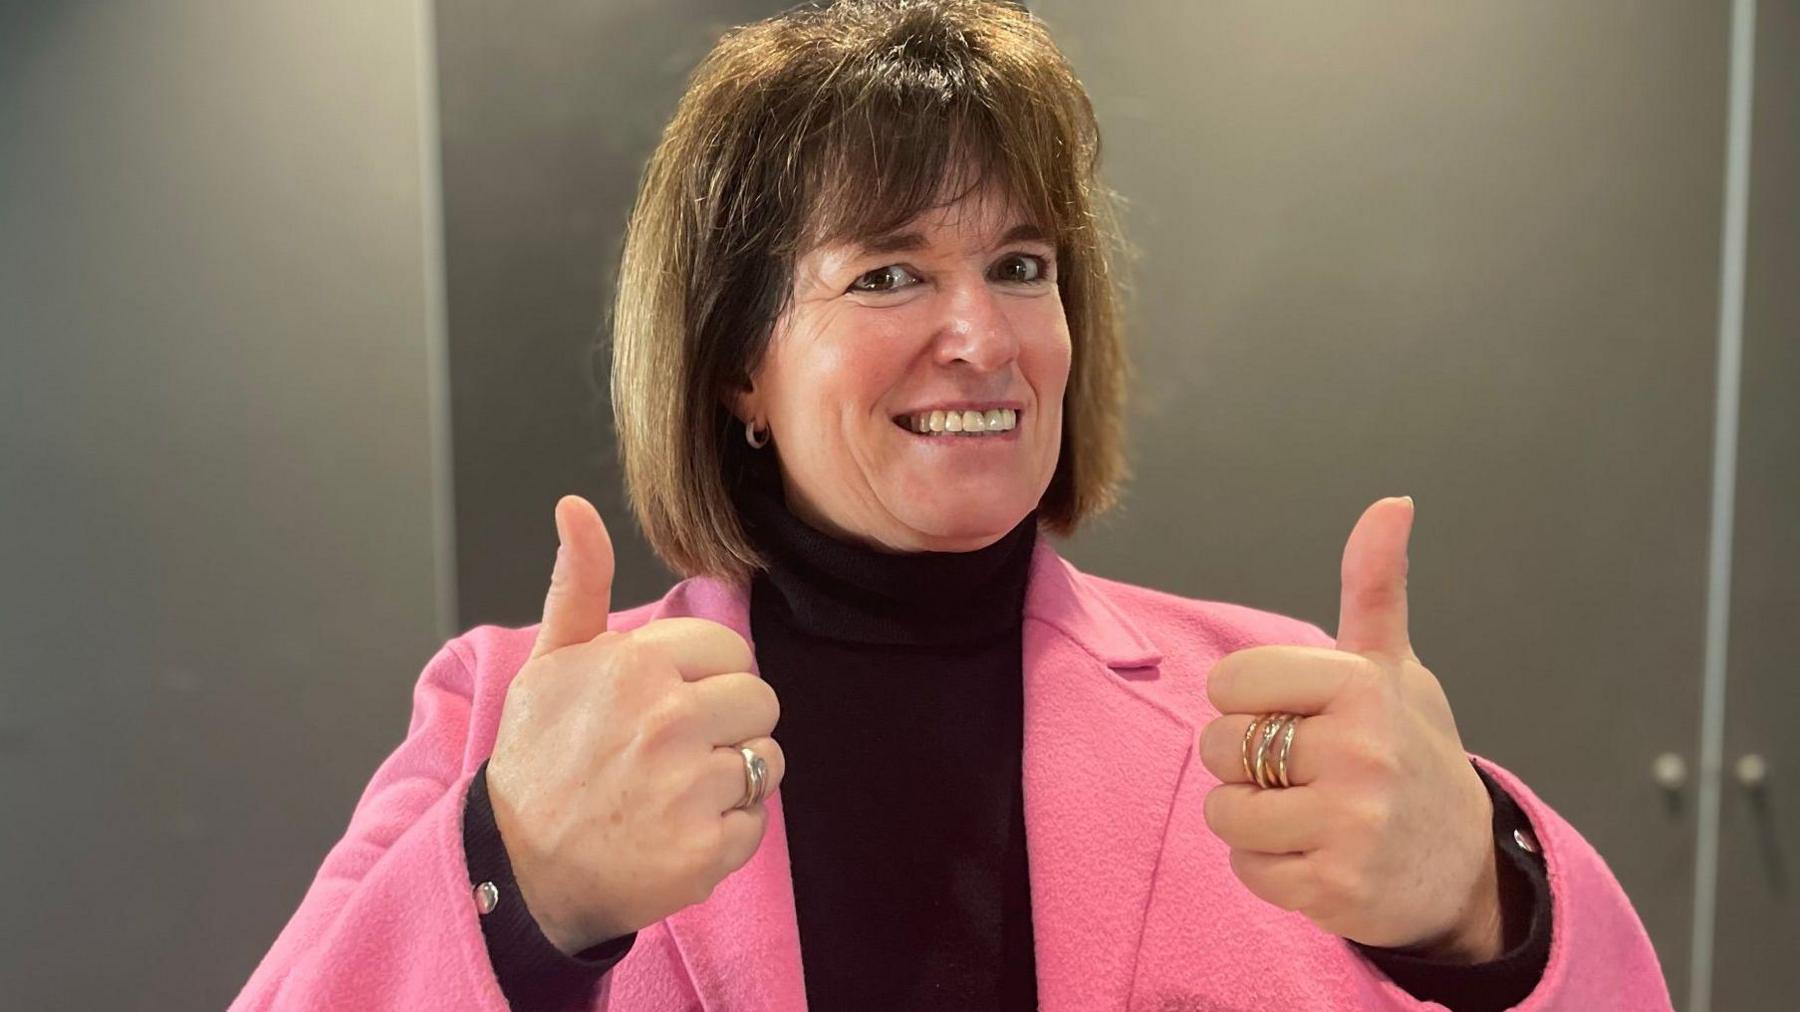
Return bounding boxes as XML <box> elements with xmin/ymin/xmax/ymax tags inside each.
<box><xmin>761</xmin><ymin>738</ymin><xmax>787</xmax><ymax>784</ymax></box>
<box><xmin>641</xmin><ymin>692</ymin><xmax>698</xmax><ymax>743</ymax></box>
<box><xmin>732</xmin><ymin>810</ymin><xmax>769</xmax><ymax>862</ymax></box>
<box><xmin>1206</xmin><ymin>654</ymin><xmax>1245</xmax><ymax>694</ymax></box>
<box><xmin>1230</xmin><ymin>851</ymin><xmax>1299</xmax><ymax>912</ymax></box>
<box><xmin>1283</xmin><ymin>865</ymin><xmax>1322</xmax><ymax>914</ymax></box>
<box><xmin>1312</xmin><ymin>859</ymin><xmax>1359</xmax><ymax>908</ymax></box>
<box><xmin>1268</xmin><ymin>882</ymin><xmax>1307</xmax><ymax>913</ymax></box>
<box><xmin>673</xmin><ymin>829</ymin><xmax>721</xmax><ymax>895</ymax></box>
<box><xmin>711</xmin><ymin>623</ymin><xmax>754</xmax><ymax>668</ymax></box>
<box><xmin>1344</xmin><ymin>732</ymin><xmax>1401</xmax><ymax>779</ymax></box>
<box><xmin>1197</xmin><ymin>717</ymin><xmax>1223</xmax><ymax>758</ymax></box>
<box><xmin>678</xmin><ymin>618</ymin><xmax>753</xmax><ymax>667</ymax></box>
<box><xmin>1202</xmin><ymin>786</ymin><xmax>1229</xmax><ymax>832</ymax></box>
<box><xmin>1347</xmin><ymin>796</ymin><xmax>1392</xmax><ymax>839</ymax></box>
<box><xmin>1226</xmin><ymin>847</ymin><xmax>1252</xmax><ymax>878</ymax></box>
<box><xmin>755</xmin><ymin>679</ymin><xmax>782</xmax><ymax>729</ymax></box>
<box><xmin>678</xmin><ymin>868</ymin><xmax>718</xmax><ymax>910</ymax></box>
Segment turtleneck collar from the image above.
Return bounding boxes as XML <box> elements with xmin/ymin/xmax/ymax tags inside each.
<box><xmin>731</xmin><ymin>449</ymin><xmax>1038</xmax><ymax>647</ymax></box>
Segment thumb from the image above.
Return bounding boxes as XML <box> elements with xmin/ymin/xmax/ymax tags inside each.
<box><xmin>1335</xmin><ymin>496</ymin><xmax>1417</xmax><ymax>662</ymax></box>
<box><xmin>529</xmin><ymin>494</ymin><xmax>616</xmax><ymax>661</ymax></box>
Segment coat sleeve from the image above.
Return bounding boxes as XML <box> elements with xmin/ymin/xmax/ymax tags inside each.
<box><xmin>229</xmin><ymin>638</ymin><xmax>612</xmax><ymax>1011</ymax></box>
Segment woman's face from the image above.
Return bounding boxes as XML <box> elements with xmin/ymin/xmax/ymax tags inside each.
<box><xmin>740</xmin><ymin>188</ymin><xmax>1071</xmax><ymax>553</ymax></box>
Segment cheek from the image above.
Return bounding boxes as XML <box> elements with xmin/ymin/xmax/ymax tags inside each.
<box><xmin>1018</xmin><ymin>301</ymin><xmax>1074</xmax><ymax>396</ymax></box>
<box><xmin>764</xmin><ymin>319</ymin><xmax>850</xmax><ymax>414</ymax></box>
<box><xmin>766</xmin><ymin>321</ymin><xmax>908</xmax><ymax>447</ymax></box>
<box><xmin>816</xmin><ymin>315</ymin><xmax>918</xmax><ymax>406</ymax></box>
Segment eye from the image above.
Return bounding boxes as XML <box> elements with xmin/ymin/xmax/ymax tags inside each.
<box><xmin>992</xmin><ymin>253</ymin><xmax>1051</xmax><ymax>284</ymax></box>
<box><xmin>849</xmin><ymin>264</ymin><xmax>921</xmax><ymax>294</ymax></box>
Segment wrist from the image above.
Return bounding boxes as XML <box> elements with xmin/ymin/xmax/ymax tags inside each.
<box><xmin>1436</xmin><ymin>847</ymin><xmax>1507</xmax><ymax>963</ymax></box>
<box><xmin>487</xmin><ymin>780</ymin><xmax>599</xmax><ymax>955</ymax></box>
<box><xmin>1400</xmin><ymin>776</ymin><xmax>1507</xmax><ymax>963</ymax></box>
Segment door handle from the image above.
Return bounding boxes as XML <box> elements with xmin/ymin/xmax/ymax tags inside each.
<box><xmin>1653</xmin><ymin>752</ymin><xmax>1688</xmax><ymax>791</ymax></box>
<box><xmin>1735</xmin><ymin>753</ymin><xmax>1768</xmax><ymax>793</ymax></box>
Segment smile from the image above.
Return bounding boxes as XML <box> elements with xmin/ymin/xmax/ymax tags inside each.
<box><xmin>893</xmin><ymin>407</ymin><xmax>1020</xmax><ymax>436</ymax></box>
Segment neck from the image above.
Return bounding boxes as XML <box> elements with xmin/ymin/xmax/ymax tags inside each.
<box><xmin>733</xmin><ymin>451</ymin><xmax>1038</xmax><ymax>647</ymax></box>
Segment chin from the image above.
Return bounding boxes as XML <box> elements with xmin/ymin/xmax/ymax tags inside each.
<box><xmin>892</xmin><ymin>489</ymin><xmax>1039</xmax><ymax>549</ymax></box>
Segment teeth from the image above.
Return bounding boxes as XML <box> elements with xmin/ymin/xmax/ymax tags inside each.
<box><xmin>905</xmin><ymin>407</ymin><xmax>1018</xmax><ymax>435</ymax></box>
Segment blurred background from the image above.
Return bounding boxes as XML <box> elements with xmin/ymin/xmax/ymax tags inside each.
<box><xmin>1</xmin><ymin>1</ymin><xmax>1793</xmax><ymax>1008</ymax></box>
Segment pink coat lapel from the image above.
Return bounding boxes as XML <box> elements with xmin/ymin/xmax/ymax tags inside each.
<box><xmin>644</xmin><ymin>578</ymin><xmax>810</xmax><ymax>1011</ymax></box>
<box><xmin>1017</xmin><ymin>543</ymin><xmax>1193</xmax><ymax>1010</ymax></box>
<box><xmin>638</xmin><ymin>539</ymin><xmax>1188</xmax><ymax>1011</ymax></box>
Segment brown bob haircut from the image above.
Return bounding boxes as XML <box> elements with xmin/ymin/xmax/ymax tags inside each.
<box><xmin>612</xmin><ymin>0</ymin><xmax>1130</xmax><ymax>582</ymax></box>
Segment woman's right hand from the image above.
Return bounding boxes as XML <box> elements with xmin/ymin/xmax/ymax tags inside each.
<box><xmin>485</xmin><ymin>495</ymin><xmax>785</xmax><ymax>955</ymax></box>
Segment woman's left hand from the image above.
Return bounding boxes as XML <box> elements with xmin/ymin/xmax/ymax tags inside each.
<box><xmin>1196</xmin><ymin>497</ymin><xmax>1505</xmax><ymax>962</ymax></box>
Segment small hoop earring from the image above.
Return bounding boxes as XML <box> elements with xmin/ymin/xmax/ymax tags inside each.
<box><xmin>745</xmin><ymin>419</ymin><xmax>770</xmax><ymax>449</ymax></box>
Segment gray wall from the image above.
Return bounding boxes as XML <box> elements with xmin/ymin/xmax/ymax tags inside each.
<box><xmin>0</xmin><ymin>3</ymin><xmax>447</xmax><ymax>1009</ymax></box>
<box><xmin>436</xmin><ymin>0</ymin><xmax>784</xmax><ymax>625</ymax></box>
<box><xmin>1714</xmin><ymin>0</ymin><xmax>1799</xmax><ymax>1006</ymax></box>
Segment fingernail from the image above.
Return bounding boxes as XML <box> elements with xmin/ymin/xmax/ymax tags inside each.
<box><xmin>550</xmin><ymin>504</ymin><xmax>568</xmax><ymax>576</ymax></box>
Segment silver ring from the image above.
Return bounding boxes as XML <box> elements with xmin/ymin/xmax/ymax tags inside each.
<box><xmin>736</xmin><ymin>745</ymin><xmax>769</xmax><ymax>810</ymax></box>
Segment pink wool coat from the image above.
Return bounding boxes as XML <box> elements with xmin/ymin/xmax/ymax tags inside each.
<box><xmin>235</xmin><ymin>540</ymin><xmax>1671</xmax><ymax>1011</ymax></box>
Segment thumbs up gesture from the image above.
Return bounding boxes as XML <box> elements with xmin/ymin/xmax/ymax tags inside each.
<box><xmin>486</xmin><ymin>495</ymin><xmax>785</xmax><ymax>954</ymax></box>
<box><xmin>1197</xmin><ymin>498</ymin><xmax>1504</xmax><ymax>962</ymax></box>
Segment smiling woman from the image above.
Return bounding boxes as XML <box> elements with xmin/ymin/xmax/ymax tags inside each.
<box><xmin>232</xmin><ymin>3</ymin><xmax>1672</xmax><ymax>1011</ymax></box>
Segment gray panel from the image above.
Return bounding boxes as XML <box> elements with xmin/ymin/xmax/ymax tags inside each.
<box><xmin>1033</xmin><ymin>1</ymin><xmax>1723</xmax><ymax>997</ymax></box>
<box><xmin>0</xmin><ymin>4</ymin><xmax>444</xmax><ymax>1008</ymax></box>
<box><xmin>1713</xmin><ymin>0</ymin><xmax>1800</xmax><ymax>1007</ymax></box>
<box><xmin>436</xmin><ymin>0</ymin><xmax>788</xmax><ymax>628</ymax></box>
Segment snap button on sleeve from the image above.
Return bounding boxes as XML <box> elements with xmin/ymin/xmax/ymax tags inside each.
<box><xmin>474</xmin><ymin>880</ymin><xmax>500</xmax><ymax>915</ymax></box>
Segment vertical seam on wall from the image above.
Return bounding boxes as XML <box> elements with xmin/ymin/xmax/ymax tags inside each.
<box><xmin>415</xmin><ymin>0</ymin><xmax>459</xmax><ymax>641</ymax></box>
<box><xmin>1689</xmin><ymin>2</ymin><xmax>1756</xmax><ymax>1009</ymax></box>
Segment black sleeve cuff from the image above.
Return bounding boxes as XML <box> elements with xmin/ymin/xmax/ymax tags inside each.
<box><xmin>463</xmin><ymin>759</ymin><xmax>636</xmax><ymax>1011</ymax></box>
<box><xmin>1351</xmin><ymin>761</ymin><xmax>1552</xmax><ymax>1012</ymax></box>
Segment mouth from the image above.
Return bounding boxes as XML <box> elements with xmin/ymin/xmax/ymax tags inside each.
<box><xmin>891</xmin><ymin>406</ymin><xmax>1023</xmax><ymax>439</ymax></box>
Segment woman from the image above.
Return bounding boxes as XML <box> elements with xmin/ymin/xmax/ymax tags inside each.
<box><xmin>235</xmin><ymin>1</ymin><xmax>1669</xmax><ymax>1009</ymax></box>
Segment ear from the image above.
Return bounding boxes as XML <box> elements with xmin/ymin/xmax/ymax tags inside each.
<box><xmin>726</xmin><ymin>376</ymin><xmax>760</xmax><ymax>426</ymax></box>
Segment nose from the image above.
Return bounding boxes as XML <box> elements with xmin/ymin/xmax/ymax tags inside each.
<box><xmin>933</xmin><ymin>279</ymin><xmax>1020</xmax><ymax>372</ymax></box>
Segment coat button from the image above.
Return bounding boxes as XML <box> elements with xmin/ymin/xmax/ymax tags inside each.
<box><xmin>1513</xmin><ymin>827</ymin><xmax>1540</xmax><ymax>855</ymax></box>
<box><xmin>474</xmin><ymin>881</ymin><xmax>500</xmax><ymax>915</ymax></box>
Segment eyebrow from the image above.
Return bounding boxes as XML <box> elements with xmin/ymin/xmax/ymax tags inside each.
<box><xmin>855</xmin><ymin>222</ymin><xmax>1050</xmax><ymax>256</ymax></box>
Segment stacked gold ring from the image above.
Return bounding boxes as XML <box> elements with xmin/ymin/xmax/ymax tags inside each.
<box><xmin>1240</xmin><ymin>712</ymin><xmax>1301</xmax><ymax>789</ymax></box>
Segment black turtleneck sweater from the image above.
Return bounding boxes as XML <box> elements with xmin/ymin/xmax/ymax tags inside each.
<box><xmin>736</xmin><ymin>456</ymin><xmax>1041</xmax><ymax>1008</ymax></box>
<box><xmin>460</xmin><ymin>456</ymin><xmax>1552</xmax><ymax>1010</ymax></box>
